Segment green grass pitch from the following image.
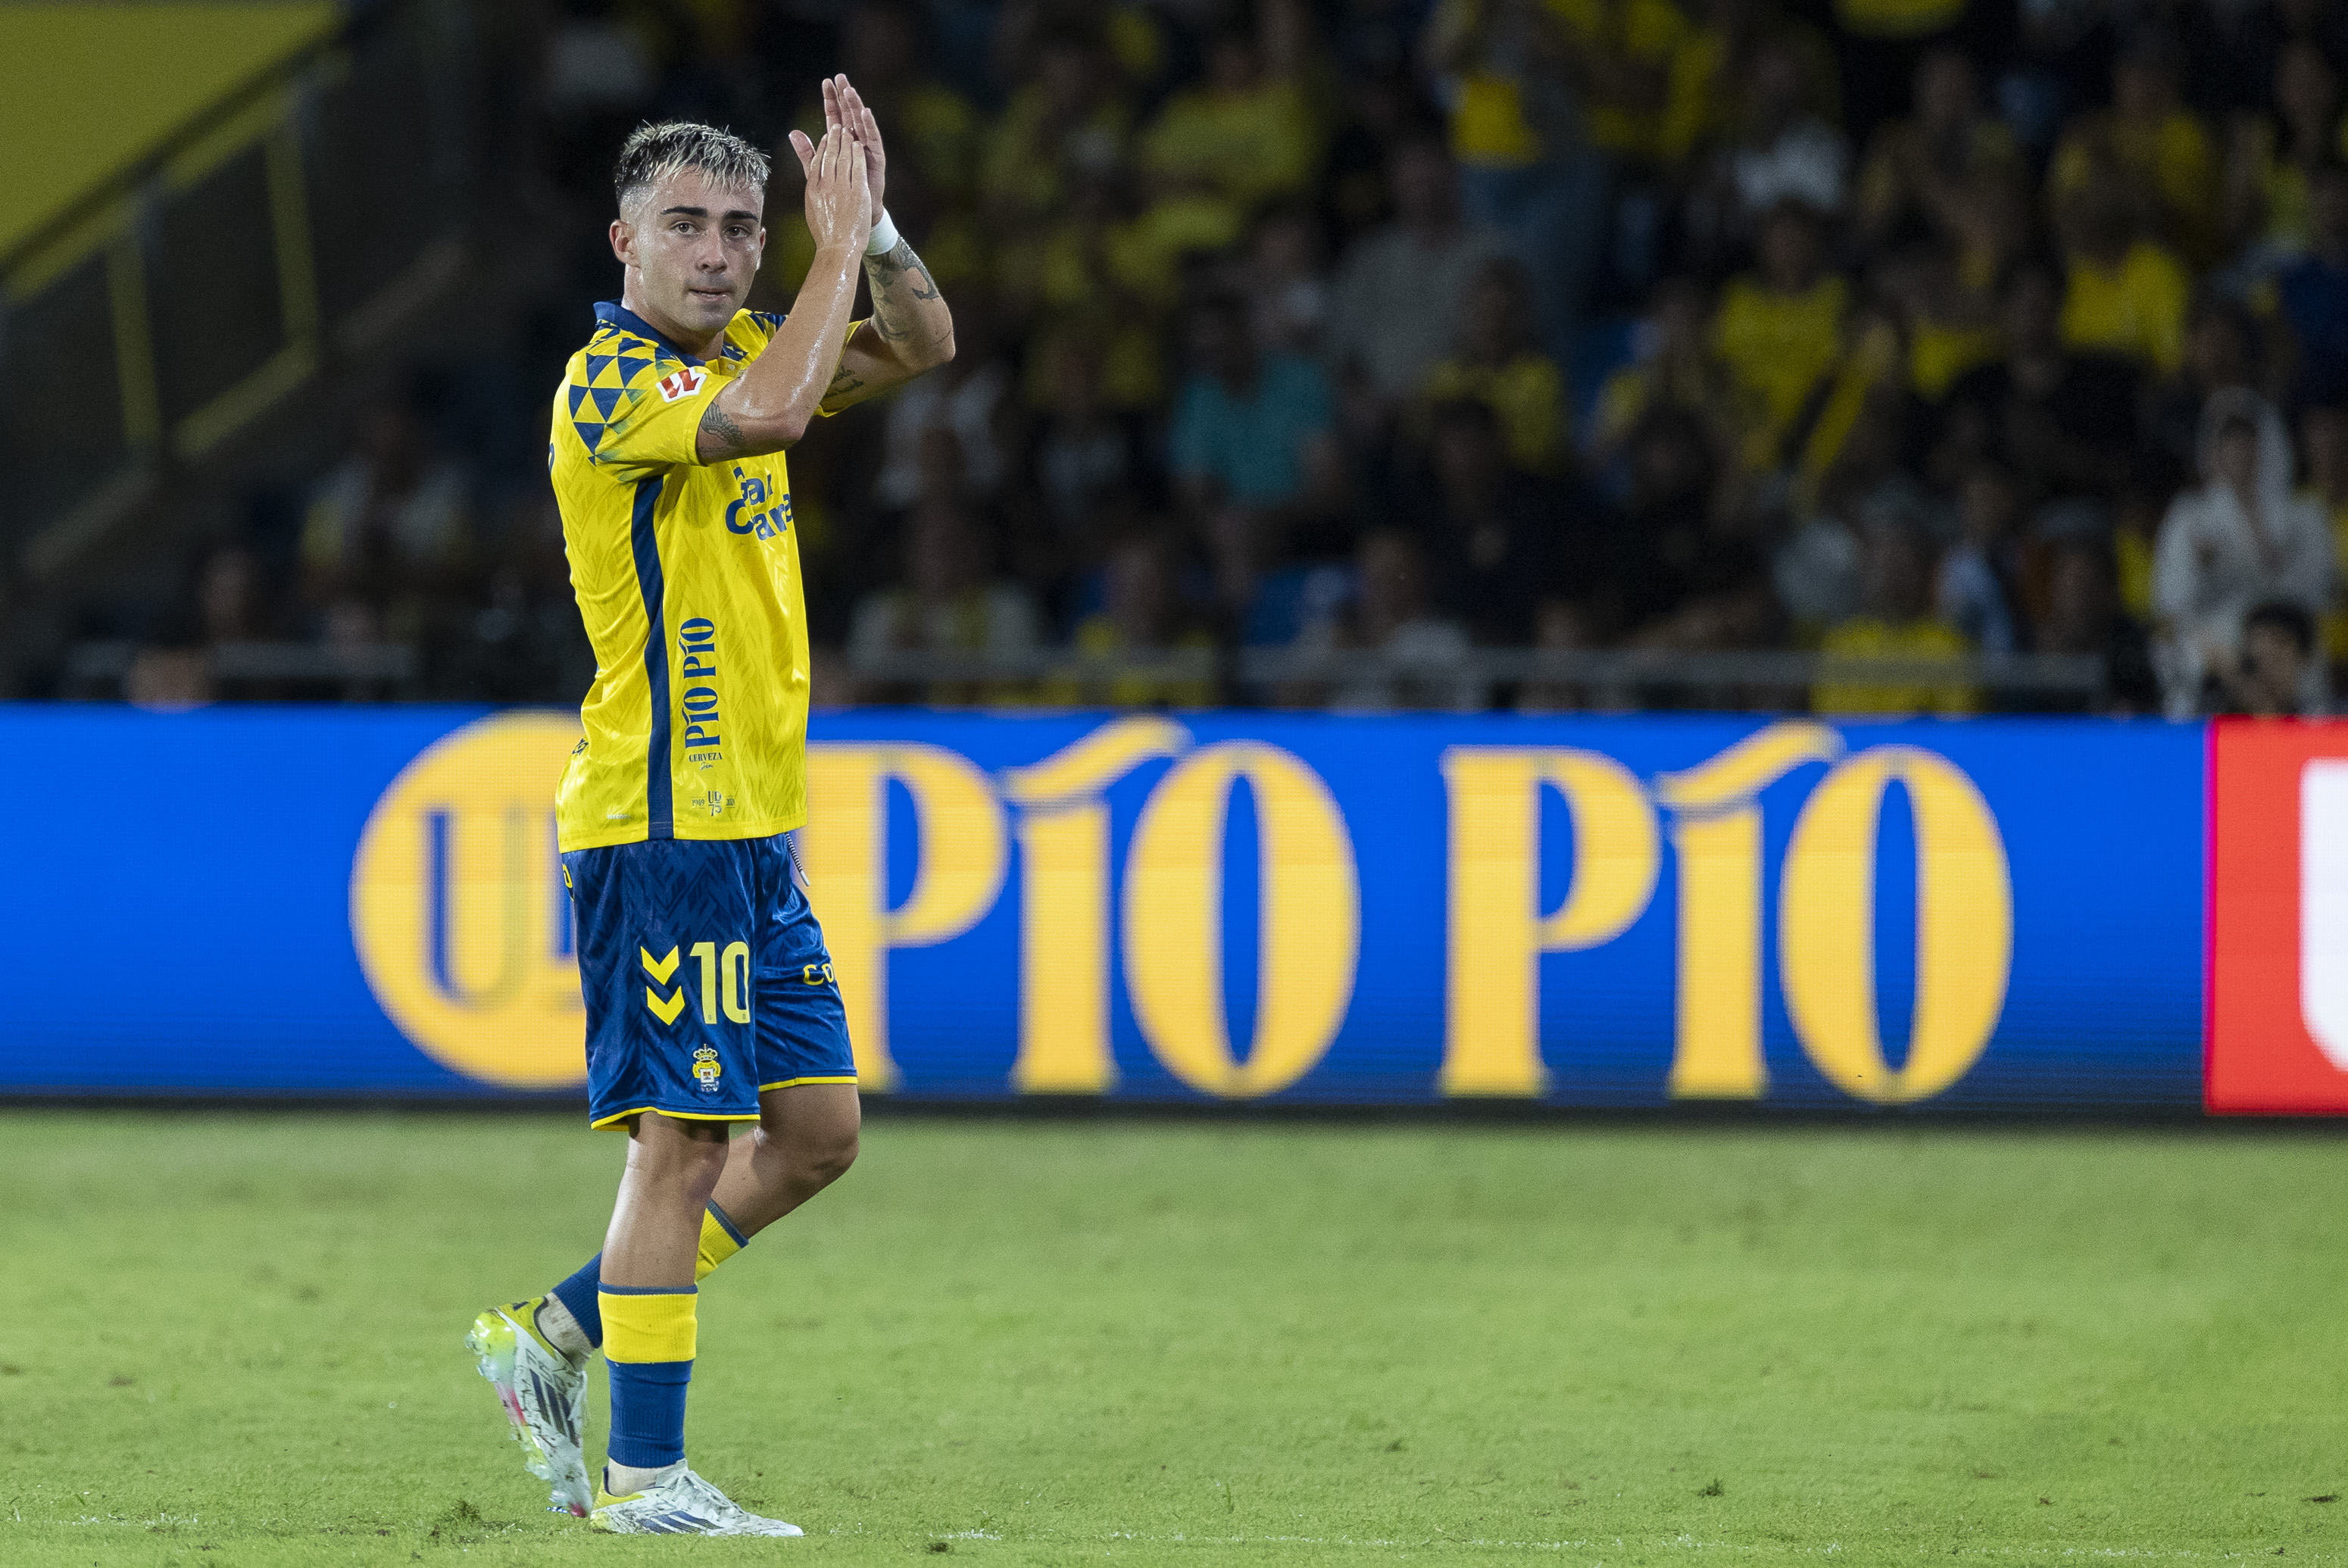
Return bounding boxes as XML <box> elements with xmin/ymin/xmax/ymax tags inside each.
<box><xmin>1</xmin><ymin>1112</ymin><xmax>2343</xmax><ymax>1566</ymax></box>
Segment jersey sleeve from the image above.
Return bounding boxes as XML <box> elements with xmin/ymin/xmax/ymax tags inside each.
<box><xmin>564</xmin><ymin>336</ymin><xmax>720</xmax><ymax>481</ymax></box>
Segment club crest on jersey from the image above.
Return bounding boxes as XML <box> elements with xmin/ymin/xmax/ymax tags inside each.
<box><xmin>692</xmin><ymin>1045</ymin><xmax>723</xmax><ymax>1093</ymax></box>
<box><xmin>657</xmin><ymin>365</ymin><xmax>707</xmax><ymax>403</ymax></box>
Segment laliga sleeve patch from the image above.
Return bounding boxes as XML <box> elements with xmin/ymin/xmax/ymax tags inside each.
<box><xmin>657</xmin><ymin>366</ymin><xmax>707</xmax><ymax>403</ymax></box>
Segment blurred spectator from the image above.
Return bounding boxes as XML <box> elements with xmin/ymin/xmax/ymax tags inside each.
<box><xmin>2298</xmin><ymin>401</ymin><xmax>2348</xmax><ymax>666</ymax></box>
<box><xmin>1171</xmin><ymin>292</ymin><xmax>1345</xmax><ymax>570</ymax></box>
<box><xmin>2034</xmin><ymin>539</ymin><xmax>2162</xmax><ymax>715</ymax></box>
<box><xmin>2153</xmin><ymin>390</ymin><xmax>2334</xmax><ymax>716</ymax></box>
<box><xmin>873</xmin><ymin>300</ymin><xmax>1014</xmax><ymax>511</ymax></box>
<box><xmin>1709</xmin><ymin>202</ymin><xmax>1849</xmax><ymax>469</ymax></box>
<box><xmin>1937</xmin><ymin>460</ymin><xmax>2023</xmax><ymax>656</ymax></box>
<box><xmin>1615</xmin><ymin>403</ymin><xmax>1776</xmax><ymax>650</ymax></box>
<box><xmin>1048</xmin><ymin>532</ymin><xmax>1216</xmax><ymax>708</ymax></box>
<box><xmin>1245</xmin><ymin>206</ymin><xmax>1333</xmax><ymax>355</ymax></box>
<box><xmin>2213</xmin><ymin>598</ymin><xmax>2327</xmax><ymax>714</ymax></box>
<box><xmin>1587</xmin><ymin>276</ymin><xmax>1748</xmax><ymax>469</ymax></box>
<box><xmin>2274</xmin><ymin>163</ymin><xmax>2348</xmax><ymax>407</ymax></box>
<box><xmin>1854</xmin><ymin>48</ymin><xmax>2025</xmax><ymax>256</ymax></box>
<box><xmin>195</xmin><ymin>544</ymin><xmax>276</xmax><ymax>645</ymax></box>
<box><xmin>1326</xmin><ymin>138</ymin><xmax>1508</xmax><ymax>406</ymax></box>
<box><xmin>836</xmin><ymin>0</ymin><xmax>980</xmax><ymax>205</ymax></box>
<box><xmin>1689</xmin><ymin>36</ymin><xmax>1848</xmax><ymax>259</ymax></box>
<box><xmin>1292</xmin><ymin>528</ymin><xmax>1478</xmax><ymax>710</ymax></box>
<box><xmin>2222</xmin><ymin>40</ymin><xmax>2346</xmax><ymax>267</ymax></box>
<box><xmin>298</xmin><ymin>398</ymin><xmax>474</xmax><ymax>644</ymax></box>
<box><xmin>2049</xmin><ymin>40</ymin><xmax>2221</xmax><ymax>266</ymax></box>
<box><xmin>979</xmin><ymin>25</ymin><xmax>1131</xmax><ymax>232</ymax></box>
<box><xmin>2147</xmin><ymin>296</ymin><xmax>2260</xmax><ymax>473</ymax></box>
<box><xmin>1407</xmin><ymin>398</ymin><xmax>1605</xmax><ymax>644</ymax></box>
<box><xmin>1420</xmin><ymin>0</ymin><xmax>1606</xmax><ymax>355</ymax></box>
<box><xmin>1878</xmin><ymin>239</ymin><xmax>2003</xmax><ymax>403</ymax></box>
<box><xmin>1029</xmin><ymin>339</ymin><xmax>1147</xmax><ymax>534</ymax></box>
<box><xmin>850</xmin><ymin>435</ymin><xmax>1041</xmax><ymax>704</ymax></box>
<box><xmin>1421</xmin><ymin>258</ymin><xmax>1569</xmax><ymax>475</ymax></box>
<box><xmin>2053</xmin><ymin>178</ymin><xmax>2192</xmax><ymax>374</ymax></box>
<box><xmin>1516</xmin><ymin>594</ymin><xmax>1606</xmax><ymax>712</ymax></box>
<box><xmin>1813</xmin><ymin>520</ymin><xmax>1976</xmax><ymax>715</ymax></box>
<box><xmin>1001</xmin><ymin>173</ymin><xmax>1181</xmax><ymax>414</ymax></box>
<box><xmin>1136</xmin><ymin>0</ymin><xmax>1321</xmax><ymax>260</ymax></box>
<box><xmin>1936</xmin><ymin>264</ymin><xmax>2142</xmax><ymax>501</ymax></box>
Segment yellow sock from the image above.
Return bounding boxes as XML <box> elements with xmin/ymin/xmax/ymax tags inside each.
<box><xmin>695</xmin><ymin>1202</ymin><xmax>746</xmax><ymax>1282</ymax></box>
<box><xmin>600</xmin><ymin>1287</ymin><xmax>696</xmax><ymax>1473</ymax></box>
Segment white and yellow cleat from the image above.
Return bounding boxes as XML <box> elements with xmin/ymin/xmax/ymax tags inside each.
<box><xmin>589</xmin><ymin>1465</ymin><xmax>804</xmax><ymax>1536</ymax></box>
<box><xmin>464</xmin><ymin>1298</ymin><xmax>592</xmax><ymax>1517</ymax></box>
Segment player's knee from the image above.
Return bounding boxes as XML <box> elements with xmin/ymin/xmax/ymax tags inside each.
<box><xmin>793</xmin><ymin>1126</ymin><xmax>857</xmax><ymax>1191</ymax></box>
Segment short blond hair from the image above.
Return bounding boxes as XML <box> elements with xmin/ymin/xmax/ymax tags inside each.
<box><xmin>613</xmin><ymin>121</ymin><xmax>770</xmax><ymax>215</ymax></box>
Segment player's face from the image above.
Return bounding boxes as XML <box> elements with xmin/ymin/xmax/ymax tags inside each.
<box><xmin>614</xmin><ymin>168</ymin><xmax>766</xmax><ymax>342</ymax></box>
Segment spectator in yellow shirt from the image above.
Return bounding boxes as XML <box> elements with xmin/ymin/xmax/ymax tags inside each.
<box><xmin>2222</xmin><ymin>40</ymin><xmax>2348</xmax><ymax>266</ymax></box>
<box><xmin>1709</xmin><ymin>201</ymin><xmax>1851</xmax><ymax>466</ymax></box>
<box><xmin>1547</xmin><ymin>0</ymin><xmax>1694</xmax><ymax>165</ymax></box>
<box><xmin>2048</xmin><ymin>40</ymin><xmax>2220</xmax><ymax>265</ymax></box>
<box><xmin>1813</xmin><ymin>520</ymin><xmax>1978</xmax><ymax>715</ymax></box>
<box><xmin>1421</xmin><ymin>258</ymin><xmax>1570</xmax><ymax>474</ymax></box>
<box><xmin>1138</xmin><ymin>0</ymin><xmax>1322</xmax><ymax>260</ymax></box>
<box><xmin>979</xmin><ymin>27</ymin><xmax>1133</xmax><ymax>231</ymax></box>
<box><xmin>1588</xmin><ymin>275</ymin><xmax>1752</xmax><ymax>467</ymax></box>
<box><xmin>1422</xmin><ymin>0</ymin><xmax>1610</xmax><ymax>358</ymax></box>
<box><xmin>2055</xmin><ymin>181</ymin><xmax>2191</xmax><ymax>373</ymax></box>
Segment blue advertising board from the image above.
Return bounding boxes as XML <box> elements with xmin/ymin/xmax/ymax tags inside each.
<box><xmin>0</xmin><ymin>705</ymin><xmax>2206</xmax><ymax>1110</ymax></box>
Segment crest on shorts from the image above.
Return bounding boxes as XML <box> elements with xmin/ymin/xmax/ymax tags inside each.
<box><xmin>692</xmin><ymin>1045</ymin><xmax>723</xmax><ymax>1093</ymax></box>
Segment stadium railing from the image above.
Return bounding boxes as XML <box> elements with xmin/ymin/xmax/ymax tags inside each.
<box><xmin>847</xmin><ymin>646</ymin><xmax>2109</xmax><ymax>709</ymax></box>
<box><xmin>63</xmin><ymin>639</ymin><xmax>422</xmax><ymax>700</ymax></box>
<box><xmin>0</xmin><ymin>0</ymin><xmax>478</xmax><ymax>582</ymax></box>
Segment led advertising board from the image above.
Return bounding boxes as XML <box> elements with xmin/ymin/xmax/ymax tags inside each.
<box><xmin>0</xmin><ymin>706</ymin><xmax>2215</xmax><ymax>1110</ymax></box>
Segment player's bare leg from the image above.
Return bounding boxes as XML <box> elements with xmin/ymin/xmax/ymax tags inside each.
<box><xmin>582</xmin><ymin>1113</ymin><xmax>803</xmax><ymax>1535</ymax></box>
<box><xmin>707</xmin><ymin>1082</ymin><xmax>860</xmax><ymax>1236</ymax></box>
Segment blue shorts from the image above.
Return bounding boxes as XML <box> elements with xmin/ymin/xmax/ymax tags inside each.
<box><xmin>564</xmin><ymin>832</ymin><xmax>856</xmax><ymax>1130</ymax></box>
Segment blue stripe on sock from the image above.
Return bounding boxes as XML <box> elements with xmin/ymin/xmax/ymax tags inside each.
<box><xmin>551</xmin><ymin>1255</ymin><xmax>604</xmax><ymax>1348</ymax></box>
<box><xmin>607</xmin><ymin>1358</ymin><xmax>691</xmax><ymax>1470</ymax></box>
<box><xmin>706</xmin><ymin>1200</ymin><xmax>748</xmax><ymax>1250</ymax></box>
<box><xmin>598</xmin><ymin>1281</ymin><xmax>698</xmax><ymax>1295</ymax></box>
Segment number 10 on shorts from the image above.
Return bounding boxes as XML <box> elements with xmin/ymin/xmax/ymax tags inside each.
<box><xmin>641</xmin><ymin>941</ymin><xmax>752</xmax><ymax>1026</ymax></box>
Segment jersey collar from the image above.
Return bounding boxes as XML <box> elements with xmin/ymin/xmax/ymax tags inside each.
<box><xmin>595</xmin><ymin>300</ymin><xmax>712</xmax><ymax>366</ymax></box>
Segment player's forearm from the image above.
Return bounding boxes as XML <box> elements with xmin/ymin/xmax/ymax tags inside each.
<box><xmin>699</xmin><ymin>242</ymin><xmax>863</xmax><ymax>461</ymax></box>
<box><xmin>860</xmin><ymin>237</ymin><xmax>954</xmax><ymax>373</ymax></box>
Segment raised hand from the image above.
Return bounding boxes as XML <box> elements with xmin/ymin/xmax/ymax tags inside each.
<box><xmin>788</xmin><ymin>124</ymin><xmax>873</xmax><ymax>255</ymax></box>
<box><xmin>825</xmin><ymin>73</ymin><xmax>887</xmax><ymax>229</ymax></box>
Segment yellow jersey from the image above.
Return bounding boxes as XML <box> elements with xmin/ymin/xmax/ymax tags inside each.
<box><xmin>549</xmin><ymin>301</ymin><xmax>845</xmax><ymax>851</ymax></box>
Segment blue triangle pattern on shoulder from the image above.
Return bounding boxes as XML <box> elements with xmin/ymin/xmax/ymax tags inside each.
<box><xmin>574</xmin><ymin>420</ymin><xmax>607</xmax><ymax>453</ymax></box>
<box><xmin>584</xmin><ymin>352</ymin><xmax>617</xmax><ymax>385</ymax></box>
<box><xmin>568</xmin><ymin>383</ymin><xmax>590</xmax><ymax>415</ymax></box>
<box><xmin>589</xmin><ymin>385</ymin><xmax>626</xmax><ymax>420</ymax></box>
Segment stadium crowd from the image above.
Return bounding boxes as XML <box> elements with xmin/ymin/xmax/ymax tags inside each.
<box><xmin>95</xmin><ymin>0</ymin><xmax>2348</xmax><ymax>715</ymax></box>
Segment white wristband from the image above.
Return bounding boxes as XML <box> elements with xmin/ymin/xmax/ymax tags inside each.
<box><xmin>865</xmin><ymin>209</ymin><xmax>899</xmax><ymax>257</ymax></box>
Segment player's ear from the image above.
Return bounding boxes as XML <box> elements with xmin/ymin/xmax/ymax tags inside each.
<box><xmin>609</xmin><ymin>217</ymin><xmax>633</xmax><ymax>266</ymax></box>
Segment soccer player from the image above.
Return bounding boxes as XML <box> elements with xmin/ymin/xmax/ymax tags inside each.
<box><xmin>464</xmin><ymin>80</ymin><xmax>954</xmax><ymax>1537</ymax></box>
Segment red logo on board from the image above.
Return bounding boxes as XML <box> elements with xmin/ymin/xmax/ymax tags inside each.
<box><xmin>2206</xmin><ymin>717</ymin><xmax>2348</xmax><ymax>1113</ymax></box>
<box><xmin>657</xmin><ymin>366</ymin><xmax>707</xmax><ymax>403</ymax></box>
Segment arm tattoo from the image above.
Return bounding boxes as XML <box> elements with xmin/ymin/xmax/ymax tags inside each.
<box><xmin>826</xmin><ymin>364</ymin><xmax>866</xmax><ymax>400</ymax></box>
<box><xmin>698</xmin><ymin>396</ymin><xmax>748</xmax><ymax>458</ymax></box>
<box><xmin>863</xmin><ymin>238</ymin><xmax>946</xmax><ymax>345</ymax></box>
